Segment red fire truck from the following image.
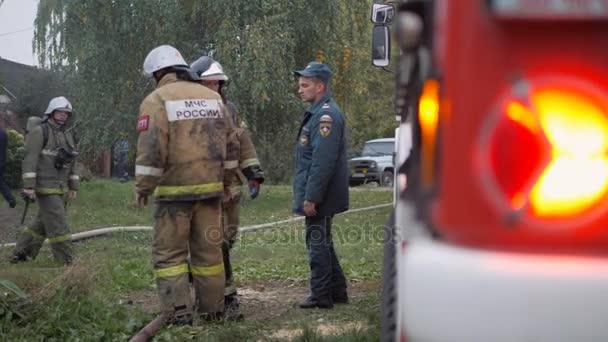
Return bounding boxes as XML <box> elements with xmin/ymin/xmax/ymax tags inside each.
<box><xmin>372</xmin><ymin>1</ymin><xmax>608</xmax><ymax>341</ymax></box>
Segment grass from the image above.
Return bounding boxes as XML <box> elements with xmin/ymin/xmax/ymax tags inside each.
<box><xmin>0</xmin><ymin>179</ymin><xmax>392</xmax><ymax>341</ymax></box>
<box><xmin>234</xmin><ymin>206</ymin><xmax>389</xmax><ymax>282</ymax></box>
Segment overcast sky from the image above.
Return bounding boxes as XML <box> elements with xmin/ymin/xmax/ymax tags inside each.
<box><xmin>0</xmin><ymin>0</ymin><xmax>38</xmax><ymax>66</ymax></box>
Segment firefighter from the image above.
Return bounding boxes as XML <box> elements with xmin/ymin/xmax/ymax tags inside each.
<box><xmin>10</xmin><ymin>96</ymin><xmax>79</xmax><ymax>265</ymax></box>
<box><xmin>190</xmin><ymin>56</ymin><xmax>265</xmax><ymax>320</ymax></box>
<box><xmin>292</xmin><ymin>62</ymin><xmax>349</xmax><ymax>309</ymax></box>
<box><xmin>135</xmin><ymin>45</ymin><xmax>239</xmax><ymax>324</ymax></box>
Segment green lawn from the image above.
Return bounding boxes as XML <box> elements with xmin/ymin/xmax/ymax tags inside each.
<box><xmin>0</xmin><ymin>180</ymin><xmax>392</xmax><ymax>341</ymax></box>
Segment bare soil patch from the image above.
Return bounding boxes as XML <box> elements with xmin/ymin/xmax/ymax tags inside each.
<box><xmin>124</xmin><ymin>279</ymin><xmax>380</xmax><ymax>321</ymax></box>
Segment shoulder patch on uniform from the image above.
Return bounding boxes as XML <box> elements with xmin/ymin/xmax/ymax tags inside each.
<box><xmin>320</xmin><ymin>114</ymin><xmax>333</xmax><ymax>123</ymax></box>
<box><xmin>165</xmin><ymin>99</ymin><xmax>223</xmax><ymax>122</ymax></box>
<box><xmin>322</xmin><ymin>104</ymin><xmax>330</xmax><ymax>109</ymax></box>
<box><xmin>137</xmin><ymin>115</ymin><xmax>150</xmax><ymax>132</ymax></box>
<box><xmin>320</xmin><ymin>122</ymin><xmax>332</xmax><ymax>137</ymax></box>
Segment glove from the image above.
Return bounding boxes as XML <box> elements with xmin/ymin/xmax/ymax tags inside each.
<box><xmin>136</xmin><ymin>192</ymin><xmax>149</xmax><ymax>208</ymax></box>
<box><xmin>242</xmin><ymin>166</ymin><xmax>265</xmax><ymax>184</ymax></box>
<box><xmin>248</xmin><ymin>180</ymin><xmax>261</xmax><ymax>199</ymax></box>
<box><xmin>21</xmin><ymin>189</ymin><xmax>35</xmax><ymax>202</ymax></box>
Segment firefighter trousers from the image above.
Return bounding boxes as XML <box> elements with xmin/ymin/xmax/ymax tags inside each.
<box><xmin>222</xmin><ymin>194</ymin><xmax>241</xmax><ymax>297</ymax></box>
<box><xmin>13</xmin><ymin>194</ymin><xmax>72</xmax><ymax>265</ymax></box>
<box><xmin>152</xmin><ymin>198</ymin><xmax>225</xmax><ymax>320</ymax></box>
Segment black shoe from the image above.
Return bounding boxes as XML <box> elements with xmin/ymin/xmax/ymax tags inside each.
<box><xmin>224</xmin><ymin>295</ymin><xmax>244</xmax><ymax>321</ymax></box>
<box><xmin>200</xmin><ymin>312</ymin><xmax>224</xmax><ymax>323</ymax></box>
<box><xmin>8</xmin><ymin>200</ymin><xmax>16</xmax><ymax>208</ymax></box>
<box><xmin>332</xmin><ymin>293</ymin><xmax>349</xmax><ymax>304</ymax></box>
<box><xmin>166</xmin><ymin>313</ymin><xmax>193</xmax><ymax>326</ymax></box>
<box><xmin>9</xmin><ymin>253</ymin><xmax>27</xmax><ymax>264</ymax></box>
<box><xmin>296</xmin><ymin>296</ymin><xmax>333</xmax><ymax>309</ymax></box>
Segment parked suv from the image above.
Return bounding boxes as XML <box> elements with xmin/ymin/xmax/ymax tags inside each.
<box><xmin>349</xmin><ymin>138</ymin><xmax>395</xmax><ymax>187</ymax></box>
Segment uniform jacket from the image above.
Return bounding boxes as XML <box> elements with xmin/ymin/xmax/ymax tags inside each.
<box><xmin>293</xmin><ymin>92</ymin><xmax>349</xmax><ymax>216</ymax></box>
<box><xmin>22</xmin><ymin>121</ymin><xmax>79</xmax><ymax>194</ymax></box>
<box><xmin>135</xmin><ymin>73</ymin><xmax>238</xmax><ymax>201</ymax></box>
<box><xmin>224</xmin><ymin>101</ymin><xmax>263</xmax><ymax>196</ymax></box>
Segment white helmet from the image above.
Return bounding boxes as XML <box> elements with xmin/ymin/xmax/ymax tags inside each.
<box><xmin>191</xmin><ymin>56</ymin><xmax>229</xmax><ymax>81</ymax></box>
<box><xmin>201</xmin><ymin>61</ymin><xmax>228</xmax><ymax>81</ymax></box>
<box><xmin>44</xmin><ymin>96</ymin><xmax>73</xmax><ymax>115</ymax></box>
<box><xmin>142</xmin><ymin>45</ymin><xmax>188</xmax><ymax>77</ymax></box>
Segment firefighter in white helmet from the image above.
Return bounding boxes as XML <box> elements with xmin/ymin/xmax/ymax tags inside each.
<box><xmin>135</xmin><ymin>45</ymin><xmax>239</xmax><ymax>324</ymax></box>
<box><xmin>11</xmin><ymin>96</ymin><xmax>79</xmax><ymax>265</ymax></box>
<box><xmin>191</xmin><ymin>56</ymin><xmax>265</xmax><ymax>320</ymax></box>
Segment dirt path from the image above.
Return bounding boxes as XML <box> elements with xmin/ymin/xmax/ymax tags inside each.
<box><xmin>125</xmin><ymin>279</ymin><xmax>380</xmax><ymax>321</ymax></box>
<box><xmin>0</xmin><ymin>204</ymin><xmax>30</xmax><ymax>244</ymax></box>
<box><xmin>122</xmin><ymin>280</ymin><xmax>380</xmax><ymax>340</ymax></box>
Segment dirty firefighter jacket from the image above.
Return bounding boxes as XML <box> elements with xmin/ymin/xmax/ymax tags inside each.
<box><xmin>22</xmin><ymin>121</ymin><xmax>79</xmax><ymax>194</ymax></box>
<box><xmin>135</xmin><ymin>73</ymin><xmax>238</xmax><ymax>201</ymax></box>
<box><xmin>293</xmin><ymin>92</ymin><xmax>349</xmax><ymax>216</ymax></box>
<box><xmin>224</xmin><ymin>101</ymin><xmax>264</xmax><ymax>196</ymax></box>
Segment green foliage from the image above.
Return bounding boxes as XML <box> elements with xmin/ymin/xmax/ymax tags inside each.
<box><xmin>0</xmin><ymin>266</ymin><xmax>146</xmax><ymax>341</ymax></box>
<box><xmin>0</xmin><ymin>279</ymin><xmax>27</xmax><ymax>323</ymax></box>
<box><xmin>0</xmin><ymin>279</ymin><xmax>26</xmax><ymax>299</ymax></box>
<box><xmin>33</xmin><ymin>0</ymin><xmax>396</xmax><ymax>182</ymax></box>
<box><xmin>5</xmin><ymin>129</ymin><xmax>24</xmax><ymax>188</ymax></box>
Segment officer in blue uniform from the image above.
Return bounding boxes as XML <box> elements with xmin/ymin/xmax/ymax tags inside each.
<box><xmin>0</xmin><ymin>128</ymin><xmax>16</xmax><ymax>208</ymax></box>
<box><xmin>292</xmin><ymin>62</ymin><xmax>349</xmax><ymax>309</ymax></box>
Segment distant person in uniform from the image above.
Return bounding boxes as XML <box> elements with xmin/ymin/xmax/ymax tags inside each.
<box><xmin>114</xmin><ymin>136</ymin><xmax>130</xmax><ymax>182</ymax></box>
<box><xmin>0</xmin><ymin>127</ymin><xmax>16</xmax><ymax>208</ymax></box>
<box><xmin>11</xmin><ymin>96</ymin><xmax>79</xmax><ymax>265</ymax></box>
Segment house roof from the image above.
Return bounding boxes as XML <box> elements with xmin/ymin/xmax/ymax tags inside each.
<box><xmin>0</xmin><ymin>57</ymin><xmax>50</xmax><ymax>98</ymax></box>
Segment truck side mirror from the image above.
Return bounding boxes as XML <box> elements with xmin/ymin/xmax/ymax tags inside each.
<box><xmin>371</xmin><ymin>4</ymin><xmax>395</xmax><ymax>24</ymax></box>
<box><xmin>372</xmin><ymin>25</ymin><xmax>391</xmax><ymax>67</ymax></box>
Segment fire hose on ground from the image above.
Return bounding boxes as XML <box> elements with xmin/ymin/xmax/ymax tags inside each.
<box><xmin>0</xmin><ymin>203</ymin><xmax>392</xmax><ymax>249</ymax></box>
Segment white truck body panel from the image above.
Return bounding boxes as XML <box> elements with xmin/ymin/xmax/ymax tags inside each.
<box><xmin>398</xmin><ymin>239</ymin><xmax>608</xmax><ymax>342</ymax></box>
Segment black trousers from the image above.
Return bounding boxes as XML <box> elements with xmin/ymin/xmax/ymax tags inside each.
<box><xmin>305</xmin><ymin>215</ymin><xmax>347</xmax><ymax>300</ymax></box>
<box><xmin>0</xmin><ymin>167</ymin><xmax>15</xmax><ymax>205</ymax></box>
